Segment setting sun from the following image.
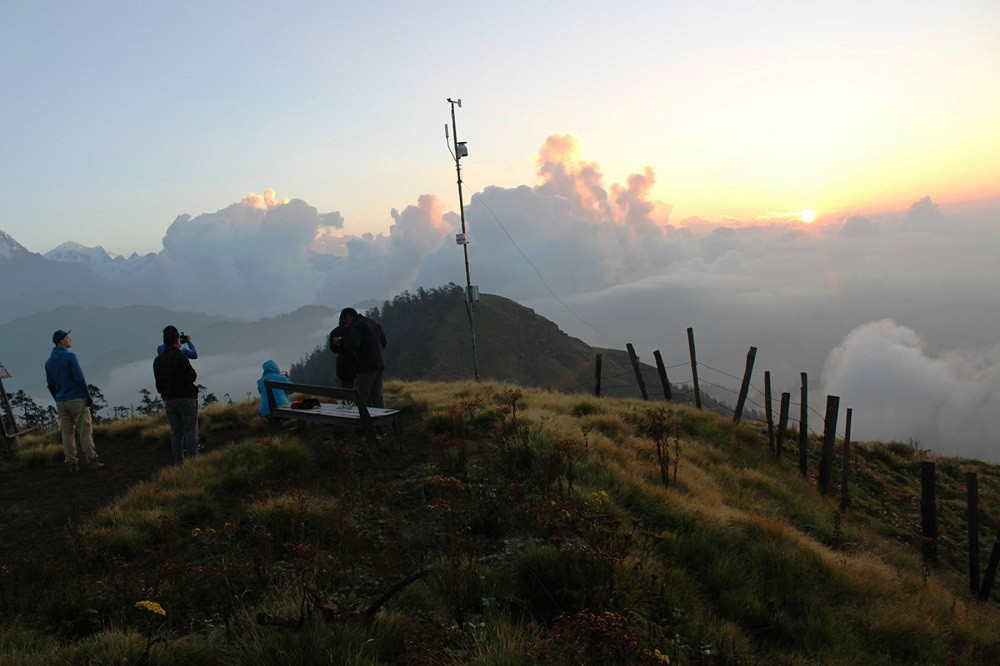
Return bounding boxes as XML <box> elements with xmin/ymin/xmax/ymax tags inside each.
<box><xmin>801</xmin><ymin>209</ymin><xmax>816</xmax><ymax>223</ymax></box>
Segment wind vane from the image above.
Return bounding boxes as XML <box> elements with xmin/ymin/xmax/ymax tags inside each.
<box><xmin>446</xmin><ymin>98</ymin><xmax>481</xmax><ymax>381</ymax></box>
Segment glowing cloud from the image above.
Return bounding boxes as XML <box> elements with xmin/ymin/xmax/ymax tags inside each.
<box><xmin>241</xmin><ymin>188</ymin><xmax>289</xmax><ymax>210</ymax></box>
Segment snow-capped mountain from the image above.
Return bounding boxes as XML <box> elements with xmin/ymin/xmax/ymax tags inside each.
<box><xmin>44</xmin><ymin>241</ymin><xmax>121</xmax><ymax>267</ymax></box>
<box><xmin>0</xmin><ymin>230</ymin><xmax>33</xmax><ymax>262</ymax></box>
<box><xmin>0</xmin><ymin>229</ymin><xmax>144</xmax><ymax>325</ymax></box>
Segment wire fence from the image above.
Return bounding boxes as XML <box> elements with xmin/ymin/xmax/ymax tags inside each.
<box><xmin>560</xmin><ymin>345</ymin><xmax>845</xmax><ymax>440</ymax></box>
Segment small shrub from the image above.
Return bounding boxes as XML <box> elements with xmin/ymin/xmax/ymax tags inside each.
<box><xmin>423</xmin><ymin>412</ymin><xmax>454</xmax><ymax>435</ymax></box>
<box><xmin>170</xmin><ymin>489</ymin><xmax>219</xmax><ymax>524</ymax></box>
<box><xmin>139</xmin><ymin>423</ymin><xmax>171</xmax><ymax>446</ymax></box>
<box><xmin>264</xmin><ymin>436</ymin><xmax>314</xmax><ymax>476</ymax></box>
<box><xmin>886</xmin><ymin>441</ymin><xmax>917</xmax><ymax>458</ymax></box>
<box><xmin>19</xmin><ymin>443</ymin><xmax>62</xmax><ymax>468</ymax></box>
<box><xmin>570</xmin><ymin>400</ymin><xmax>602</xmax><ymax>417</ymax></box>
<box><xmin>580</xmin><ymin>414</ymin><xmax>626</xmax><ymax>439</ymax></box>
<box><xmin>511</xmin><ymin>542</ymin><xmax>614</xmax><ymax>618</ymax></box>
<box><xmin>247</xmin><ymin>490</ymin><xmax>355</xmax><ymax>548</ymax></box>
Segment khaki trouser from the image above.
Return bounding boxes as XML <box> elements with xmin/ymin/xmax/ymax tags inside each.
<box><xmin>57</xmin><ymin>397</ymin><xmax>98</xmax><ymax>465</ymax></box>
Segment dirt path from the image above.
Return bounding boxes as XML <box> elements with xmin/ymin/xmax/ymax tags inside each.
<box><xmin>0</xmin><ymin>435</ymin><xmax>215</xmax><ymax>558</ymax></box>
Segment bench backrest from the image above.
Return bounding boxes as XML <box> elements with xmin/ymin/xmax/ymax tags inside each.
<box><xmin>262</xmin><ymin>380</ymin><xmax>372</xmax><ymax>420</ymax></box>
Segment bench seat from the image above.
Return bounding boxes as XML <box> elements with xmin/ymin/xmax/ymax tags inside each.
<box><xmin>263</xmin><ymin>380</ymin><xmax>399</xmax><ymax>445</ymax></box>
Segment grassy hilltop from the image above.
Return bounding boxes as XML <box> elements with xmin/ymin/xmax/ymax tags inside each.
<box><xmin>2</xmin><ymin>380</ymin><xmax>999</xmax><ymax>664</ymax></box>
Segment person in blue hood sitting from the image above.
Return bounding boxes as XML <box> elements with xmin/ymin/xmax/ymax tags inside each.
<box><xmin>257</xmin><ymin>360</ymin><xmax>293</xmax><ymax>418</ymax></box>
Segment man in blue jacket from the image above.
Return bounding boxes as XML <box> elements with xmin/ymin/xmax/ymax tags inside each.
<box><xmin>44</xmin><ymin>329</ymin><xmax>103</xmax><ymax>473</ymax></box>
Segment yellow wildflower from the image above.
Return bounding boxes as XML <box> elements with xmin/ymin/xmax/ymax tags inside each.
<box><xmin>135</xmin><ymin>600</ymin><xmax>166</xmax><ymax>617</ymax></box>
<box><xmin>190</xmin><ymin>527</ymin><xmax>202</xmax><ymax>537</ymax></box>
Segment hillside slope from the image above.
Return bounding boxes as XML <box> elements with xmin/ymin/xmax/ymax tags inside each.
<box><xmin>1</xmin><ymin>380</ymin><xmax>998</xmax><ymax>663</ymax></box>
<box><xmin>290</xmin><ymin>285</ymin><xmax>735</xmax><ymax>412</ymax></box>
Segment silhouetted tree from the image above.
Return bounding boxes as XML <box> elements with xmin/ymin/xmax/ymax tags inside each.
<box><xmin>137</xmin><ymin>388</ymin><xmax>163</xmax><ymax>415</ymax></box>
<box><xmin>87</xmin><ymin>384</ymin><xmax>108</xmax><ymax>422</ymax></box>
<box><xmin>8</xmin><ymin>390</ymin><xmax>55</xmax><ymax>430</ymax></box>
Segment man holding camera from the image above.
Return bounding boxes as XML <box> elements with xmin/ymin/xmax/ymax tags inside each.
<box><xmin>153</xmin><ymin>325</ymin><xmax>199</xmax><ymax>465</ymax></box>
<box><xmin>335</xmin><ymin>307</ymin><xmax>388</xmax><ymax>409</ymax></box>
<box><xmin>45</xmin><ymin>329</ymin><xmax>103</xmax><ymax>473</ymax></box>
<box><xmin>156</xmin><ymin>330</ymin><xmax>197</xmax><ymax>359</ymax></box>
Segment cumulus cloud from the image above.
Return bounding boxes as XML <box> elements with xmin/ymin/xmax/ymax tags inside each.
<box><xmin>822</xmin><ymin>320</ymin><xmax>1000</xmax><ymax>460</ymax></box>
<box><xmin>902</xmin><ymin>195</ymin><xmax>946</xmax><ymax>231</ymax></box>
<box><xmin>151</xmin><ymin>192</ymin><xmax>331</xmax><ymax>315</ymax></box>
<box><xmin>413</xmin><ymin>135</ymin><xmax>680</xmax><ymax>298</ymax></box>
<box><xmin>838</xmin><ymin>214</ymin><xmax>877</xmax><ymax>237</ymax></box>
<box><xmin>58</xmin><ymin>138</ymin><xmax>1000</xmax><ymax>458</ymax></box>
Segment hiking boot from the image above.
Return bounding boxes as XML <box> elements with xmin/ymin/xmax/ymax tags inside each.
<box><xmin>63</xmin><ymin>463</ymin><xmax>79</xmax><ymax>475</ymax></box>
<box><xmin>85</xmin><ymin>461</ymin><xmax>105</xmax><ymax>471</ymax></box>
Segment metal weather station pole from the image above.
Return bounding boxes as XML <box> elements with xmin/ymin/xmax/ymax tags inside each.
<box><xmin>447</xmin><ymin>97</ymin><xmax>481</xmax><ymax>380</ymax></box>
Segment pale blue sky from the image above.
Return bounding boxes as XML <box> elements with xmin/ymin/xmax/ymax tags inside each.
<box><xmin>2</xmin><ymin>0</ymin><xmax>997</xmax><ymax>254</ymax></box>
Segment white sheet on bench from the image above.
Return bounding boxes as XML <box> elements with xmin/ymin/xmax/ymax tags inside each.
<box><xmin>276</xmin><ymin>403</ymin><xmax>399</xmax><ymax>421</ymax></box>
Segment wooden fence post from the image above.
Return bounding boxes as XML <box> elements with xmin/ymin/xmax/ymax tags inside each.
<box><xmin>653</xmin><ymin>350</ymin><xmax>672</xmax><ymax>401</ymax></box>
<box><xmin>687</xmin><ymin>327</ymin><xmax>702</xmax><ymax>409</ymax></box>
<box><xmin>818</xmin><ymin>395</ymin><xmax>840</xmax><ymax>495</ymax></box>
<box><xmin>776</xmin><ymin>392</ymin><xmax>790</xmax><ymax>459</ymax></box>
<box><xmin>921</xmin><ymin>461</ymin><xmax>938</xmax><ymax>566</ymax></box>
<box><xmin>968</xmin><ymin>472</ymin><xmax>980</xmax><ymax>597</ymax></box>
<box><xmin>979</xmin><ymin>526</ymin><xmax>1000</xmax><ymax>602</ymax></box>
<box><xmin>819</xmin><ymin>395</ymin><xmax>840</xmax><ymax>495</ymax></box>
<box><xmin>798</xmin><ymin>372</ymin><xmax>808</xmax><ymax>477</ymax></box>
<box><xmin>732</xmin><ymin>346</ymin><xmax>757</xmax><ymax>423</ymax></box>
<box><xmin>840</xmin><ymin>408</ymin><xmax>853</xmax><ymax>510</ymax></box>
<box><xmin>594</xmin><ymin>353</ymin><xmax>602</xmax><ymax>397</ymax></box>
<box><xmin>626</xmin><ymin>343</ymin><xmax>649</xmax><ymax>401</ymax></box>
<box><xmin>764</xmin><ymin>371</ymin><xmax>775</xmax><ymax>456</ymax></box>
<box><xmin>0</xmin><ymin>369</ymin><xmax>21</xmax><ymax>457</ymax></box>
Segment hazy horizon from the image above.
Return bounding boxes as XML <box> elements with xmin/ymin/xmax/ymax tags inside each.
<box><xmin>3</xmin><ymin>156</ymin><xmax>999</xmax><ymax>461</ymax></box>
<box><xmin>2</xmin><ymin>1</ymin><xmax>998</xmax><ymax>460</ymax></box>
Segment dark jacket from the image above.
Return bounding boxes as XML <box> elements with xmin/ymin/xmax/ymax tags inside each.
<box><xmin>153</xmin><ymin>346</ymin><xmax>198</xmax><ymax>399</ymax></box>
<box><xmin>329</xmin><ymin>325</ymin><xmax>359</xmax><ymax>383</ymax></box>
<box><xmin>339</xmin><ymin>315</ymin><xmax>387</xmax><ymax>373</ymax></box>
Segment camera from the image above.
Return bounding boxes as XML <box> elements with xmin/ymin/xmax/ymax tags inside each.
<box><xmin>179</xmin><ymin>332</ymin><xmax>191</xmax><ymax>344</ymax></box>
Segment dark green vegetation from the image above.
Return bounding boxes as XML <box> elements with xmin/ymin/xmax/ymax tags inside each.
<box><xmin>291</xmin><ymin>284</ymin><xmax>736</xmax><ymax>410</ymax></box>
<box><xmin>2</xmin><ymin>381</ymin><xmax>999</xmax><ymax>664</ymax></box>
<box><xmin>292</xmin><ymin>284</ymin><xmax>599</xmax><ymax>390</ymax></box>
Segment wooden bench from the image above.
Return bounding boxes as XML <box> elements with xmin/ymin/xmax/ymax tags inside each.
<box><xmin>263</xmin><ymin>380</ymin><xmax>400</xmax><ymax>446</ymax></box>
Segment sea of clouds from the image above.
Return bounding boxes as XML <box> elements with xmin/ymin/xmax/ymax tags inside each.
<box><xmin>68</xmin><ymin>135</ymin><xmax>1000</xmax><ymax>460</ymax></box>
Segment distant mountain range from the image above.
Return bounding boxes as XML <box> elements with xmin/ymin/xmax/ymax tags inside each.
<box><xmin>0</xmin><ymin>231</ymin><xmax>146</xmax><ymax>324</ymax></box>
<box><xmin>0</xmin><ymin>304</ymin><xmax>339</xmax><ymax>408</ymax></box>
<box><xmin>0</xmin><ymin>226</ymin><xmax>321</xmax><ymax>323</ymax></box>
<box><xmin>1</xmin><ymin>227</ymin><xmax>732</xmax><ymax>413</ymax></box>
<box><xmin>43</xmin><ymin>240</ymin><xmax>155</xmax><ymax>267</ymax></box>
